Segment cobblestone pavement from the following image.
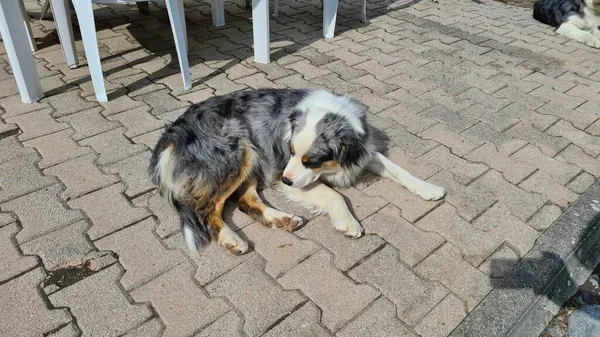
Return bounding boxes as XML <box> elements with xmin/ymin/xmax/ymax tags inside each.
<box><xmin>1</xmin><ymin>0</ymin><xmax>600</xmax><ymax>336</ymax></box>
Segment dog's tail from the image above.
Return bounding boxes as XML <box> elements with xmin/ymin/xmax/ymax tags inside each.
<box><xmin>149</xmin><ymin>141</ymin><xmax>211</xmax><ymax>252</ymax></box>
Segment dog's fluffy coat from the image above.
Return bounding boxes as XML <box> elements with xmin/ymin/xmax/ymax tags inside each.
<box><xmin>533</xmin><ymin>0</ymin><xmax>600</xmax><ymax>48</ymax></box>
<box><xmin>150</xmin><ymin>89</ymin><xmax>445</xmax><ymax>254</ymax></box>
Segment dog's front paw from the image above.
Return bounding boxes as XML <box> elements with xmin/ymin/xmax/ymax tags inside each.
<box><xmin>333</xmin><ymin>217</ymin><xmax>364</xmax><ymax>238</ymax></box>
<box><xmin>412</xmin><ymin>182</ymin><xmax>446</xmax><ymax>201</ymax></box>
<box><xmin>218</xmin><ymin>227</ymin><xmax>249</xmax><ymax>255</ymax></box>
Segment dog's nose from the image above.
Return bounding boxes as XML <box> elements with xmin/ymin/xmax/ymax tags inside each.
<box><xmin>282</xmin><ymin>176</ymin><xmax>293</xmax><ymax>186</ymax></box>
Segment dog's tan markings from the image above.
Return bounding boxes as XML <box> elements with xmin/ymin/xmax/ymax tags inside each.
<box><xmin>301</xmin><ymin>154</ymin><xmax>309</xmax><ymax>163</ymax></box>
<box><xmin>195</xmin><ymin>143</ymin><xmax>254</xmax><ymax>255</ymax></box>
<box><xmin>237</xmin><ymin>177</ymin><xmax>300</xmax><ymax>231</ymax></box>
<box><xmin>309</xmin><ymin>160</ymin><xmax>340</xmax><ymax>173</ymax></box>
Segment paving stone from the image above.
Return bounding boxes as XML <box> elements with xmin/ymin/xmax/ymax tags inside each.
<box><xmin>0</xmin><ymin>268</ymin><xmax>71</xmax><ymax>336</ymax></box>
<box><xmin>382</xmin><ymin>126</ymin><xmax>438</xmax><ymax>158</ymax></box>
<box><xmin>0</xmin><ymin>136</ymin><xmax>25</xmax><ymax>165</ymax></box>
<box><xmin>121</xmin><ymin>318</ymin><xmax>163</xmax><ymax>337</ymax></box>
<box><xmin>0</xmin><ymin>118</ymin><xmax>18</xmax><ymax>137</ymax></box>
<box><xmin>99</xmin><ymin>94</ymin><xmax>148</xmax><ymax>116</ymax></box>
<box><xmin>49</xmin><ymin>264</ymin><xmax>152</xmax><ymax>336</ymax></box>
<box><xmin>379</xmin><ymin>106</ymin><xmax>437</xmax><ymax>134</ymax></box>
<box><xmin>417</xmin><ymin>203</ymin><xmax>501</xmax><ymax>266</ymax></box>
<box><xmin>58</xmin><ymin>107</ymin><xmax>120</xmax><ymax>140</ymax></box>
<box><xmin>473</xmin><ymin>204</ymin><xmax>539</xmax><ymax>256</ymax></box>
<box><xmin>134</xmin><ymin>89</ymin><xmax>189</xmax><ymax>115</ymax></box>
<box><xmin>132</xmin><ymin>129</ymin><xmax>163</xmax><ymax>149</ymax></box>
<box><xmin>548</xmin><ymin>120</ymin><xmax>600</xmax><ymax>157</ymax></box>
<box><xmin>0</xmin><ymin>149</ymin><xmax>58</xmax><ymax>203</ymax></box>
<box><xmin>105</xmin><ymin>151</ymin><xmax>154</xmax><ymax>198</ymax></box>
<box><xmin>1</xmin><ymin>184</ymin><xmax>84</xmax><ymax>243</ymax></box>
<box><xmin>20</xmin><ymin>220</ymin><xmax>93</xmax><ymax>271</ymax></box>
<box><xmin>96</xmin><ymin>218</ymin><xmax>184</xmax><ymax>290</ymax></box>
<box><xmin>478</xmin><ymin>245</ymin><xmax>520</xmax><ymax>278</ymax></box>
<box><xmin>0</xmin><ymin>223</ymin><xmax>38</xmax><ymax>281</ymax></box>
<box><xmin>527</xmin><ymin>203</ymin><xmax>563</xmax><ymax>231</ymax></box>
<box><xmin>351</xmin><ymin>89</ymin><xmax>398</xmax><ymax>114</ymax></box>
<box><xmin>24</xmin><ymin>129</ymin><xmax>92</xmax><ymax>169</ymax></box>
<box><xmin>537</xmin><ymin>101</ymin><xmax>597</xmax><ymax>131</ymax></box>
<box><xmin>415</xmin><ymin>243</ymin><xmax>492</xmax><ymax>311</ymax></box>
<box><xmin>556</xmin><ymin>144</ymin><xmax>600</xmax><ymax>178</ymax></box>
<box><xmin>419</xmin><ymin>105</ymin><xmax>479</xmax><ymax>133</ymax></box>
<box><xmin>511</xmin><ymin>144</ymin><xmax>580</xmax><ymax>185</ymax></box>
<box><xmin>46</xmin><ymin>90</ymin><xmax>99</xmax><ymax>117</ymax></box>
<box><xmin>383</xmin><ymin>146</ymin><xmax>442</xmax><ymax>180</ymax></box>
<box><xmin>337</xmin><ymin>297</ymin><xmax>415</xmax><ymax>337</ymax></box>
<box><xmin>349</xmin><ymin>245</ymin><xmax>447</xmax><ymax>326</ymax></box>
<box><xmin>263</xmin><ymin>302</ymin><xmax>332</xmax><ymax>337</ymax></box>
<box><xmin>4</xmin><ymin>108</ymin><xmax>69</xmax><ymax>141</ymax></box>
<box><xmin>279</xmin><ymin>250</ymin><xmax>379</xmax><ymax>331</ymax></box>
<box><xmin>419</xmin><ymin>146</ymin><xmax>488</xmax><ymax>184</ymax></box>
<box><xmin>494</xmin><ymin>86</ymin><xmax>547</xmax><ymax>110</ymax></box>
<box><xmin>79</xmin><ymin>127</ymin><xmax>147</xmax><ymax>166</ymax></box>
<box><xmin>458</xmin><ymin>103</ymin><xmax>520</xmax><ymax>132</ymax></box>
<box><xmin>194</xmin><ymin>311</ymin><xmax>244</xmax><ymax>337</ymax></box>
<box><xmin>46</xmin><ymin>322</ymin><xmax>80</xmax><ymax>337</ymax></box>
<box><xmin>586</xmin><ymin>119</ymin><xmax>600</xmax><ymax>136</ymax></box>
<box><xmin>0</xmin><ymin>94</ymin><xmax>51</xmax><ymax>118</ymax></box>
<box><xmin>235</xmin><ymin>73</ymin><xmax>287</xmax><ymax>90</ymax></box>
<box><xmin>164</xmin><ymin>231</ymin><xmax>255</xmax><ymax>286</ymax></box>
<box><xmin>465</xmin><ymin>143</ymin><xmax>535</xmax><ymax>184</ymax></box>
<box><xmin>362</xmin><ymin>204</ymin><xmax>444</xmax><ymax>267</ymax></box>
<box><xmin>414</xmin><ymin>294</ymin><xmax>467</xmax><ymax>337</ymax></box>
<box><xmin>520</xmin><ymin>171</ymin><xmax>579</xmax><ymax>207</ymax></box>
<box><xmin>108</xmin><ymin>106</ymin><xmax>167</xmax><ymax>138</ymax></box>
<box><xmin>362</xmin><ymin>177</ymin><xmax>442</xmax><ymax>222</ymax></box>
<box><xmin>204</xmin><ymin>73</ymin><xmax>248</xmax><ymax>96</ymax></box>
<box><xmin>0</xmin><ymin>212</ymin><xmax>15</xmax><ymax>227</ymax></box>
<box><xmin>131</xmin><ymin>262</ymin><xmax>230</xmax><ymax>337</ymax></box>
<box><xmin>567</xmin><ymin>172</ymin><xmax>596</xmax><ymax>194</ymax></box>
<box><xmin>207</xmin><ymin>255</ymin><xmax>305</xmax><ymax>337</ymax></box>
<box><xmin>68</xmin><ymin>183</ymin><xmax>150</xmax><ymax>240</ymax></box>
<box><xmin>420</xmin><ymin>123</ymin><xmax>483</xmax><ymax>157</ymax></box>
<box><xmin>240</xmin><ymin>221</ymin><xmax>319</xmax><ymax>277</ymax></box>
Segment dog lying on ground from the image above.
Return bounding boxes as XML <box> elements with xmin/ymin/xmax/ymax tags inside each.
<box><xmin>533</xmin><ymin>0</ymin><xmax>600</xmax><ymax>48</ymax></box>
<box><xmin>149</xmin><ymin>89</ymin><xmax>446</xmax><ymax>255</ymax></box>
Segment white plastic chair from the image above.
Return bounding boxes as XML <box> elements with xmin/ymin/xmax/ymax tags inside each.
<box><xmin>69</xmin><ymin>0</ymin><xmax>190</xmax><ymax>102</ymax></box>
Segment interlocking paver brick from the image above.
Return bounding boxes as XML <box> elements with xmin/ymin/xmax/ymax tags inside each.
<box><xmin>46</xmin><ymin>90</ymin><xmax>99</xmax><ymax>118</ymax></box>
<box><xmin>207</xmin><ymin>255</ymin><xmax>305</xmax><ymax>337</ymax></box>
<box><xmin>417</xmin><ymin>203</ymin><xmax>501</xmax><ymax>266</ymax></box>
<box><xmin>556</xmin><ymin>144</ymin><xmax>600</xmax><ymax>178</ymax></box>
<box><xmin>382</xmin><ymin>125</ymin><xmax>438</xmax><ymax>158</ymax></box>
<box><xmin>20</xmin><ymin>220</ymin><xmax>93</xmax><ymax>271</ymax></box>
<box><xmin>4</xmin><ymin>108</ymin><xmax>69</xmax><ymax>141</ymax></box>
<box><xmin>350</xmin><ymin>74</ymin><xmax>397</xmax><ymax>95</ymax></box>
<box><xmin>235</xmin><ymin>73</ymin><xmax>287</xmax><ymax>90</ymax></box>
<box><xmin>105</xmin><ymin>151</ymin><xmax>154</xmax><ymax>198</ymax></box>
<box><xmin>478</xmin><ymin>245</ymin><xmax>520</xmax><ymax>278</ymax></box>
<box><xmin>295</xmin><ymin>215</ymin><xmax>384</xmax><ymax>270</ymax></box>
<box><xmin>415</xmin><ymin>243</ymin><xmax>492</xmax><ymax>311</ymax></box>
<box><xmin>46</xmin><ymin>322</ymin><xmax>79</xmax><ymax>337</ymax></box>
<box><xmin>132</xmin><ymin>128</ymin><xmax>163</xmax><ymax>149</ymax></box>
<box><xmin>240</xmin><ymin>221</ymin><xmax>319</xmax><ymax>277</ymax></box>
<box><xmin>49</xmin><ymin>264</ymin><xmax>152</xmax><ymax>336</ymax></box>
<box><xmin>0</xmin><ymin>223</ymin><xmax>38</xmax><ymax>281</ymax></box>
<box><xmin>323</xmin><ymin>60</ymin><xmax>367</xmax><ymax>81</ymax></box>
<box><xmin>465</xmin><ymin>143</ymin><xmax>535</xmax><ymax>184</ymax></box>
<box><xmin>0</xmin><ymin>268</ymin><xmax>71</xmax><ymax>336</ymax></box>
<box><xmin>131</xmin><ymin>262</ymin><xmax>231</xmax><ymax>337</ymax></box>
<box><xmin>379</xmin><ymin>107</ymin><xmax>437</xmax><ymax>134</ymax></box>
<box><xmin>349</xmin><ymin>245</ymin><xmax>447</xmax><ymax>326</ymax></box>
<box><xmin>121</xmin><ymin>319</ymin><xmax>163</xmax><ymax>337</ymax></box>
<box><xmin>420</xmin><ymin>105</ymin><xmax>479</xmax><ymax>133</ymax></box>
<box><xmin>420</xmin><ymin>123</ymin><xmax>483</xmax><ymax>156</ymax></box>
<box><xmin>458</xmin><ymin>103</ymin><xmax>519</xmax><ymax>132</ymax></box>
<box><xmin>59</xmin><ymin>107</ymin><xmax>120</xmax><ymax>141</ymax></box>
<box><xmin>420</xmin><ymin>88</ymin><xmax>473</xmax><ymax>113</ymax></box>
<box><xmin>44</xmin><ymin>153</ymin><xmax>120</xmax><ymax>200</ymax></box>
<box><xmin>520</xmin><ymin>171</ymin><xmax>579</xmax><ymax>207</ymax></box>
<box><xmin>461</xmin><ymin>122</ymin><xmax>527</xmax><ymax>155</ymax></box>
<box><xmin>337</xmin><ymin>297</ymin><xmax>416</xmax><ymax>337</ymax></box>
<box><xmin>0</xmin><ymin>149</ymin><xmax>58</xmax><ymax>202</ymax></box>
<box><xmin>68</xmin><ymin>183</ymin><xmax>150</xmax><ymax>240</ymax></box>
<box><xmin>473</xmin><ymin>204</ymin><xmax>539</xmax><ymax>256</ymax></box>
<box><xmin>362</xmin><ymin>177</ymin><xmax>442</xmax><ymax>222</ymax></box>
<box><xmin>494</xmin><ymin>86</ymin><xmax>548</xmax><ymax>110</ymax></box>
<box><xmin>1</xmin><ymin>184</ymin><xmax>83</xmax><ymax>243</ymax></box>
<box><xmin>195</xmin><ymin>311</ymin><xmax>244</xmax><ymax>337</ymax></box>
<box><xmin>79</xmin><ymin>127</ymin><xmax>147</xmax><ymax>166</ymax></box>
<box><xmin>0</xmin><ymin>118</ymin><xmax>18</xmax><ymax>137</ymax></box>
<box><xmin>108</xmin><ymin>106</ymin><xmax>167</xmax><ymax>138</ymax></box>
<box><xmin>362</xmin><ymin>205</ymin><xmax>444</xmax><ymax>267</ymax></box>
<box><xmin>164</xmin><ymin>231</ymin><xmax>255</xmax><ymax>286</ymax></box>
<box><xmin>0</xmin><ymin>94</ymin><xmax>50</xmax><ymax>118</ymax></box>
<box><xmin>498</xmin><ymin>102</ymin><xmax>559</xmax><ymax>131</ymax></box>
<box><xmin>537</xmin><ymin>101</ymin><xmax>597</xmax><ymax>130</ymax></box>
<box><xmin>511</xmin><ymin>144</ymin><xmax>580</xmax><ymax>184</ymax></box>
<box><xmin>547</xmin><ymin>119</ymin><xmax>600</xmax><ymax>157</ymax></box>
<box><xmin>384</xmin><ymin>88</ymin><xmax>434</xmax><ymax>113</ymax></box>
<box><xmin>0</xmin><ymin>212</ymin><xmax>15</xmax><ymax>227</ymax></box>
<box><xmin>527</xmin><ymin>204</ymin><xmax>563</xmax><ymax>231</ymax></box>
<box><xmin>263</xmin><ymin>302</ymin><xmax>332</xmax><ymax>337</ymax></box>
<box><xmin>96</xmin><ymin>218</ymin><xmax>184</xmax><ymax>290</ymax></box>
<box><xmin>586</xmin><ymin>119</ymin><xmax>600</xmax><ymax>136</ymax></box>
<box><xmin>279</xmin><ymin>250</ymin><xmax>379</xmax><ymax>331</ymax></box>
<box><xmin>505</xmin><ymin>121</ymin><xmax>570</xmax><ymax>157</ymax></box>
<box><xmin>24</xmin><ymin>129</ymin><xmax>92</xmax><ymax>169</ymax></box>
<box><xmin>133</xmin><ymin>89</ymin><xmax>189</xmax><ymax>115</ymax></box>
<box><xmin>567</xmin><ymin>172</ymin><xmax>596</xmax><ymax>194</ymax></box>
<box><xmin>326</xmin><ymin>47</ymin><xmax>369</xmax><ymax>66</ymax></box>
<box><xmin>414</xmin><ymin>294</ymin><xmax>467</xmax><ymax>337</ymax></box>
<box><xmin>419</xmin><ymin>146</ymin><xmax>488</xmax><ymax>185</ymax></box>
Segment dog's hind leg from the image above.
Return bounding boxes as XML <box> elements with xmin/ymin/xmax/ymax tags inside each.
<box><xmin>237</xmin><ymin>177</ymin><xmax>303</xmax><ymax>231</ymax></box>
<box><xmin>556</xmin><ymin>17</ymin><xmax>600</xmax><ymax>48</ymax></box>
<box><xmin>367</xmin><ymin>152</ymin><xmax>446</xmax><ymax>201</ymax></box>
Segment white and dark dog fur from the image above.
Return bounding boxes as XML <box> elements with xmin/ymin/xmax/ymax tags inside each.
<box><xmin>533</xmin><ymin>0</ymin><xmax>600</xmax><ymax>48</ymax></box>
<box><xmin>149</xmin><ymin>89</ymin><xmax>445</xmax><ymax>255</ymax></box>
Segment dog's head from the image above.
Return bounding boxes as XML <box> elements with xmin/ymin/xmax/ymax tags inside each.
<box><xmin>282</xmin><ymin>91</ymin><xmax>369</xmax><ymax>188</ymax></box>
